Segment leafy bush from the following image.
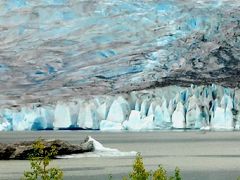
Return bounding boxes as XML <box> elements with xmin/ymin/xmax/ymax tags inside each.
<box><xmin>128</xmin><ymin>153</ymin><xmax>151</xmax><ymax>180</ymax></box>
<box><xmin>124</xmin><ymin>153</ymin><xmax>182</xmax><ymax>180</ymax></box>
<box><xmin>22</xmin><ymin>139</ymin><xmax>63</xmax><ymax>180</ymax></box>
<box><xmin>169</xmin><ymin>167</ymin><xmax>182</xmax><ymax>180</ymax></box>
<box><xmin>152</xmin><ymin>165</ymin><xmax>168</xmax><ymax>180</ymax></box>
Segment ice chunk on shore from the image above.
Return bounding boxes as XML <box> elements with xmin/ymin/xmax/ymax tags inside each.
<box><xmin>58</xmin><ymin>136</ymin><xmax>137</xmax><ymax>158</ymax></box>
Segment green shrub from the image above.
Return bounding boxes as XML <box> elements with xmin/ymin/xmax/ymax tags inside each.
<box><xmin>22</xmin><ymin>139</ymin><xmax>63</xmax><ymax>180</ymax></box>
<box><xmin>152</xmin><ymin>165</ymin><xmax>168</xmax><ymax>180</ymax></box>
<box><xmin>169</xmin><ymin>167</ymin><xmax>181</xmax><ymax>180</ymax></box>
<box><xmin>128</xmin><ymin>153</ymin><xmax>151</xmax><ymax>180</ymax></box>
<box><xmin>124</xmin><ymin>153</ymin><xmax>182</xmax><ymax>180</ymax></box>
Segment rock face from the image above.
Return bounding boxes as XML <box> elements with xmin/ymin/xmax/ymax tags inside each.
<box><xmin>0</xmin><ymin>137</ymin><xmax>94</xmax><ymax>160</ymax></box>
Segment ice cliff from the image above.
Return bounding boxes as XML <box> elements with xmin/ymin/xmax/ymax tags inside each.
<box><xmin>0</xmin><ymin>84</ymin><xmax>240</xmax><ymax>131</ymax></box>
<box><xmin>0</xmin><ymin>1</ymin><xmax>239</xmax><ymax>131</ymax></box>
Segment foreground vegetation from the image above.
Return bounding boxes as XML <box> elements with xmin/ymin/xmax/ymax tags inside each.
<box><xmin>122</xmin><ymin>153</ymin><xmax>181</xmax><ymax>180</ymax></box>
<box><xmin>22</xmin><ymin>139</ymin><xmax>63</xmax><ymax>180</ymax></box>
<box><xmin>22</xmin><ymin>139</ymin><xmax>240</xmax><ymax>180</ymax></box>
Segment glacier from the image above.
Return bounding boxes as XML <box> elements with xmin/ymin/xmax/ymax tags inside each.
<box><xmin>0</xmin><ymin>0</ymin><xmax>239</xmax><ymax>107</ymax></box>
<box><xmin>0</xmin><ymin>0</ymin><xmax>239</xmax><ymax>131</ymax></box>
<box><xmin>0</xmin><ymin>84</ymin><xmax>240</xmax><ymax>131</ymax></box>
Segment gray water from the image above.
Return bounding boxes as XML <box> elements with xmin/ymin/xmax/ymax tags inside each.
<box><xmin>0</xmin><ymin>131</ymin><xmax>239</xmax><ymax>180</ymax></box>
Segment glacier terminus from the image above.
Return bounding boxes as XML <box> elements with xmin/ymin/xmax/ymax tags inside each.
<box><xmin>0</xmin><ymin>85</ymin><xmax>240</xmax><ymax>131</ymax></box>
<box><xmin>0</xmin><ymin>0</ymin><xmax>239</xmax><ymax>131</ymax></box>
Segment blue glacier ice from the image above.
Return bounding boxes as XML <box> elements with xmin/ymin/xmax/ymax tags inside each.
<box><xmin>0</xmin><ymin>84</ymin><xmax>239</xmax><ymax>131</ymax></box>
<box><xmin>0</xmin><ymin>0</ymin><xmax>239</xmax><ymax>106</ymax></box>
<box><xmin>123</xmin><ymin>110</ymin><xmax>142</xmax><ymax>130</ymax></box>
<box><xmin>172</xmin><ymin>102</ymin><xmax>185</xmax><ymax>128</ymax></box>
<box><xmin>54</xmin><ymin>103</ymin><xmax>71</xmax><ymax>128</ymax></box>
<box><xmin>0</xmin><ymin>0</ymin><xmax>239</xmax><ymax>131</ymax></box>
<box><xmin>106</xmin><ymin>97</ymin><xmax>130</xmax><ymax>123</ymax></box>
<box><xmin>77</xmin><ymin>101</ymin><xmax>99</xmax><ymax>129</ymax></box>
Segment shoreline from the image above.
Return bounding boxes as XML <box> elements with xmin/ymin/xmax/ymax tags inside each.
<box><xmin>0</xmin><ymin>131</ymin><xmax>239</xmax><ymax>179</ymax></box>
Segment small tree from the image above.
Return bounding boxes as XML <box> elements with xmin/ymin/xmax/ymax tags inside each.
<box><xmin>169</xmin><ymin>167</ymin><xmax>182</xmax><ymax>180</ymax></box>
<box><xmin>152</xmin><ymin>165</ymin><xmax>168</xmax><ymax>180</ymax></box>
<box><xmin>124</xmin><ymin>153</ymin><xmax>182</xmax><ymax>180</ymax></box>
<box><xmin>129</xmin><ymin>153</ymin><xmax>151</xmax><ymax>180</ymax></box>
<box><xmin>22</xmin><ymin>139</ymin><xmax>63</xmax><ymax>180</ymax></box>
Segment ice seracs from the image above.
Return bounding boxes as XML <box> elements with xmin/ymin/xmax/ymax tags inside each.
<box><xmin>172</xmin><ymin>102</ymin><xmax>185</xmax><ymax>128</ymax></box>
<box><xmin>134</xmin><ymin>99</ymin><xmax>141</xmax><ymax>111</ymax></box>
<box><xmin>0</xmin><ymin>84</ymin><xmax>239</xmax><ymax>131</ymax></box>
<box><xmin>78</xmin><ymin>102</ymin><xmax>99</xmax><ymax>129</ymax></box>
<box><xmin>186</xmin><ymin>95</ymin><xmax>203</xmax><ymax>128</ymax></box>
<box><xmin>123</xmin><ymin>110</ymin><xmax>154</xmax><ymax>130</ymax></box>
<box><xmin>154</xmin><ymin>105</ymin><xmax>165</xmax><ymax>128</ymax></box>
<box><xmin>39</xmin><ymin>106</ymin><xmax>54</xmax><ymax>129</ymax></box>
<box><xmin>211</xmin><ymin>100</ymin><xmax>234</xmax><ymax>130</ymax></box>
<box><xmin>0</xmin><ymin>112</ymin><xmax>11</xmax><ymax>131</ymax></box>
<box><xmin>140</xmin><ymin>99</ymin><xmax>149</xmax><ymax>117</ymax></box>
<box><xmin>106</xmin><ymin>96</ymin><xmax>130</xmax><ymax>123</ymax></box>
<box><xmin>100</xmin><ymin>120</ymin><xmax>123</xmax><ymax>131</ymax></box>
<box><xmin>97</xmin><ymin>102</ymin><xmax>108</xmax><ymax>121</ymax></box>
<box><xmin>123</xmin><ymin>110</ymin><xmax>142</xmax><ymax>130</ymax></box>
<box><xmin>141</xmin><ymin>115</ymin><xmax>155</xmax><ymax>130</ymax></box>
<box><xmin>147</xmin><ymin>101</ymin><xmax>156</xmax><ymax>116</ymax></box>
<box><xmin>54</xmin><ymin>103</ymin><xmax>72</xmax><ymax>129</ymax></box>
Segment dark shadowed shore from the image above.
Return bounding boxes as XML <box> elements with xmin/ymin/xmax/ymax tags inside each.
<box><xmin>0</xmin><ymin>131</ymin><xmax>239</xmax><ymax>180</ymax></box>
